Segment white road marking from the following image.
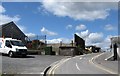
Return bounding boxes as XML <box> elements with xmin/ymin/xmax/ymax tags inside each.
<box><xmin>40</xmin><ymin>72</ymin><xmax>44</xmax><ymax>74</ymax></box>
<box><xmin>47</xmin><ymin>58</ymin><xmax>66</xmax><ymax>75</ymax></box>
<box><xmin>73</xmin><ymin>56</ymin><xmax>79</xmax><ymax>59</ymax></box>
<box><xmin>42</xmin><ymin>59</ymin><xmax>61</xmax><ymax>75</ymax></box>
<box><xmin>52</xmin><ymin>58</ymin><xmax>71</xmax><ymax>74</ymax></box>
<box><xmin>105</xmin><ymin>55</ymin><xmax>113</xmax><ymax>61</ymax></box>
<box><xmin>48</xmin><ymin>58</ymin><xmax>71</xmax><ymax>76</ymax></box>
<box><xmin>79</xmin><ymin>57</ymin><xmax>82</xmax><ymax>60</ymax></box>
<box><xmin>89</xmin><ymin>53</ymin><xmax>117</xmax><ymax>74</ymax></box>
<box><xmin>76</xmin><ymin>63</ymin><xmax>80</xmax><ymax>71</ymax></box>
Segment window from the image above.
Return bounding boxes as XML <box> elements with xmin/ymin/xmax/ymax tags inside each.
<box><xmin>5</xmin><ymin>40</ymin><xmax>10</xmax><ymax>47</ymax></box>
<box><xmin>10</xmin><ymin>40</ymin><xmax>25</xmax><ymax>46</ymax></box>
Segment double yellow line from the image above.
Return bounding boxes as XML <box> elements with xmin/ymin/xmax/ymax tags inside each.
<box><xmin>47</xmin><ymin>58</ymin><xmax>71</xmax><ymax>76</ymax></box>
<box><xmin>89</xmin><ymin>53</ymin><xmax>117</xmax><ymax>74</ymax></box>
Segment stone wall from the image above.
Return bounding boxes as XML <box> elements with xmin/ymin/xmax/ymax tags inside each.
<box><xmin>59</xmin><ymin>46</ymin><xmax>76</xmax><ymax>56</ymax></box>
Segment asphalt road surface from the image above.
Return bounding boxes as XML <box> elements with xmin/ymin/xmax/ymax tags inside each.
<box><xmin>0</xmin><ymin>54</ymin><xmax>65</xmax><ymax>75</ymax></box>
<box><xmin>47</xmin><ymin>52</ymin><xmax>118</xmax><ymax>76</ymax></box>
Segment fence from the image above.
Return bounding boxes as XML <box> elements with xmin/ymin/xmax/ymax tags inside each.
<box><xmin>26</xmin><ymin>35</ymin><xmax>47</xmax><ymax>50</ymax></box>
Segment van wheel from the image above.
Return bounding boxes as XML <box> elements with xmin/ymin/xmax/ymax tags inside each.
<box><xmin>9</xmin><ymin>51</ymin><xmax>14</xmax><ymax>57</ymax></box>
<box><xmin>2</xmin><ymin>53</ymin><xmax>5</xmax><ymax>56</ymax></box>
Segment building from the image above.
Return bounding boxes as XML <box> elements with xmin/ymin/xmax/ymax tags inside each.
<box><xmin>0</xmin><ymin>21</ymin><xmax>27</xmax><ymax>43</ymax></box>
<box><xmin>85</xmin><ymin>46</ymin><xmax>95</xmax><ymax>53</ymax></box>
<box><xmin>74</xmin><ymin>34</ymin><xmax>85</xmax><ymax>54</ymax></box>
<box><xmin>86</xmin><ymin>46</ymin><xmax>101</xmax><ymax>53</ymax></box>
<box><xmin>74</xmin><ymin>34</ymin><xmax>85</xmax><ymax>50</ymax></box>
<box><xmin>59</xmin><ymin>34</ymin><xmax>85</xmax><ymax>56</ymax></box>
<box><xmin>111</xmin><ymin>36</ymin><xmax>120</xmax><ymax>60</ymax></box>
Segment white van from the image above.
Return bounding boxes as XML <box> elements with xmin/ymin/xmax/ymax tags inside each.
<box><xmin>0</xmin><ymin>38</ymin><xmax>27</xmax><ymax>57</ymax></box>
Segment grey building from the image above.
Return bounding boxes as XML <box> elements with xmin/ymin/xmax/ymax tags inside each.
<box><xmin>0</xmin><ymin>21</ymin><xmax>27</xmax><ymax>43</ymax></box>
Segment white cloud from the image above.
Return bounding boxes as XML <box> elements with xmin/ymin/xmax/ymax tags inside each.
<box><xmin>75</xmin><ymin>30</ymin><xmax>115</xmax><ymax>50</ymax></box>
<box><xmin>76</xmin><ymin>30</ymin><xmax>89</xmax><ymax>39</ymax></box>
<box><xmin>41</xmin><ymin>27</ymin><xmax>58</xmax><ymax>36</ymax></box>
<box><xmin>76</xmin><ymin>24</ymin><xmax>86</xmax><ymax>31</ymax></box>
<box><xmin>104</xmin><ymin>24</ymin><xmax>115</xmax><ymax>31</ymax></box>
<box><xmin>0</xmin><ymin>5</ymin><xmax>20</xmax><ymax>25</ymax></box>
<box><xmin>25</xmin><ymin>33</ymin><xmax>36</xmax><ymax>38</ymax></box>
<box><xmin>87</xmin><ymin>32</ymin><xmax>103</xmax><ymax>44</ymax></box>
<box><xmin>0</xmin><ymin>14</ymin><xmax>20</xmax><ymax>25</ymax></box>
<box><xmin>47</xmin><ymin>38</ymin><xmax>71</xmax><ymax>44</ymax></box>
<box><xmin>103</xmin><ymin>35</ymin><xmax>112</xmax><ymax>48</ymax></box>
<box><xmin>93</xmin><ymin>35</ymin><xmax>113</xmax><ymax>50</ymax></box>
<box><xmin>47</xmin><ymin>38</ymin><xmax>62</xmax><ymax>44</ymax></box>
<box><xmin>0</xmin><ymin>5</ymin><xmax>6</xmax><ymax>13</ymax></box>
<box><xmin>76</xmin><ymin>30</ymin><xmax>104</xmax><ymax>47</ymax></box>
<box><xmin>66</xmin><ymin>24</ymin><xmax>73</xmax><ymax>29</ymax></box>
<box><xmin>41</xmin><ymin>1</ymin><xmax>117</xmax><ymax>20</ymax></box>
<box><xmin>104</xmin><ymin>35</ymin><xmax>112</xmax><ymax>43</ymax></box>
<box><xmin>0</xmin><ymin>5</ymin><xmax>37</xmax><ymax>39</ymax></box>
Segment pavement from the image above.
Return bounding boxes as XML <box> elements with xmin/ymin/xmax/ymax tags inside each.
<box><xmin>94</xmin><ymin>52</ymin><xmax>118</xmax><ymax>74</ymax></box>
<box><xmin>47</xmin><ymin>52</ymin><xmax>118</xmax><ymax>76</ymax></box>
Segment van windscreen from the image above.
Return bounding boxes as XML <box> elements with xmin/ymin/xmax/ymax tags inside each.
<box><xmin>10</xmin><ymin>40</ymin><xmax>25</xmax><ymax>46</ymax></box>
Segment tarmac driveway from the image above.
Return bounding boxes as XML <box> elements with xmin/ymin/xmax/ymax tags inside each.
<box><xmin>1</xmin><ymin>54</ymin><xmax>65</xmax><ymax>75</ymax></box>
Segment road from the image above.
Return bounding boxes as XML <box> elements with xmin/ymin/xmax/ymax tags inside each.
<box><xmin>0</xmin><ymin>52</ymin><xmax>118</xmax><ymax>76</ymax></box>
<box><xmin>47</xmin><ymin>52</ymin><xmax>118</xmax><ymax>75</ymax></box>
<box><xmin>0</xmin><ymin>54</ymin><xmax>65</xmax><ymax>75</ymax></box>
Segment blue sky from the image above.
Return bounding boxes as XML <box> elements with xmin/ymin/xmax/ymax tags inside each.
<box><xmin>0</xmin><ymin>1</ymin><xmax>119</xmax><ymax>50</ymax></box>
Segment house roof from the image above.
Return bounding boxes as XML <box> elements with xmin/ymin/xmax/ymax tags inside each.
<box><xmin>0</xmin><ymin>21</ymin><xmax>26</xmax><ymax>37</ymax></box>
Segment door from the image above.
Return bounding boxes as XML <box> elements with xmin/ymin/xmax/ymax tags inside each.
<box><xmin>4</xmin><ymin>40</ymin><xmax>12</xmax><ymax>54</ymax></box>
